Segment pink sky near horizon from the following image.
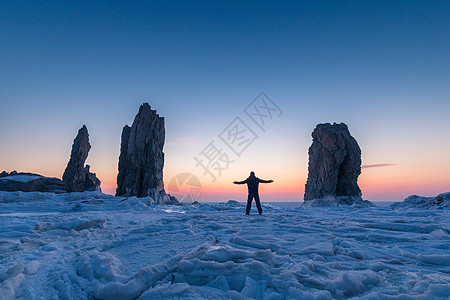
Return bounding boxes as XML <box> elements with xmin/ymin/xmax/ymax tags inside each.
<box><xmin>1</xmin><ymin>99</ymin><xmax>449</xmax><ymax>203</ymax></box>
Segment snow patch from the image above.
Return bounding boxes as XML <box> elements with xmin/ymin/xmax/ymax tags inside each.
<box><xmin>0</xmin><ymin>175</ymin><xmax>43</xmax><ymax>183</ymax></box>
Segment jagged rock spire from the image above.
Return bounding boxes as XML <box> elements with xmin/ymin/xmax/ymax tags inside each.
<box><xmin>63</xmin><ymin>125</ymin><xmax>101</xmax><ymax>192</ymax></box>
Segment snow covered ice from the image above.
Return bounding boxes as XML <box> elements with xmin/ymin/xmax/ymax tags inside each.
<box><xmin>0</xmin><ymin>175</ymin><xmax>44</xmax><ymax>183</ymax></box>
<box><xmin>0</xmin><ymin>192</ymin><xmax>449</xmax><ymax>299</ymax></box>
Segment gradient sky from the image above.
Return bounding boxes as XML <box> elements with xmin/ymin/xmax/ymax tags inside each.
<box><xmin>1</xmin><ymin>1</ymin><xmax>449</xmax><ymax>202</ymax></box>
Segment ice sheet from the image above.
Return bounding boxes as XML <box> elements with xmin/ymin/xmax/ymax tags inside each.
<box><xmin>0</xmin><ymin>191</ymin><xmax>448</xmax><ymax>299</ymax></box>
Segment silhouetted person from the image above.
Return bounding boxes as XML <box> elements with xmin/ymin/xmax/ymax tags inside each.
<box><xmin>233</xmin><ymin>171</ymin><xmax>273</xmax><ymax>215</ymax></box>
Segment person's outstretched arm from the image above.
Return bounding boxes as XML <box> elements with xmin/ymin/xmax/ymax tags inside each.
<box><xmin>259</xmin><ymin>179</ymin><xmax>274</xmax><ymax>183</ymax></box>
<box><xmin>233</xmin><ymin>179</ymin><xmax>247</xmax><ymax>184</ymax></box>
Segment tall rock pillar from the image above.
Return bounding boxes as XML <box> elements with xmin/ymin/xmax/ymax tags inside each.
<box><xmin>116</xmin><ymin>103</ymin><xmax>176</xmax><ymax>204</ymax></box>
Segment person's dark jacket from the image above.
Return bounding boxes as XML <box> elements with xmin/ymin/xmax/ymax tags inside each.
<box><xmin>234</xmin><ymin>175</ymin><xmax>272</xmax><ymax>194</ymax></box>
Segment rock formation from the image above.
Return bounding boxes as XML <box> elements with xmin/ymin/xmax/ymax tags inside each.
<box><xmin>62</xmin><ymin>125</ymin><xmax>101</xmax><ymax>192</ymax></box>
<box><xmin>116</xmin><ymin>103</ymin><xmax>177</xmax><ymax>204</ymax></box>
<box><xmin>304</xmin><ymin>123</ymin><xmax>369</xmax><ymax>206</ymax></box>
<box><xmin>391</xmin><ymin>192</ymin><xmax>449</xmax><ymax>210</ymax></box>
<box><xmin>0</xmin><ymin>171</ymin><xmax>66</xmax><ymax>193</ymax></box>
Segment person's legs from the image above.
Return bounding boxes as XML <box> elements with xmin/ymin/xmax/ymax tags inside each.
<box><xmin>255</xmin><ymin>194</ymin><xmax>262</xmax><ymax>215</ymax></box>
<box><xmin>246</xmin><ymin>193</ymin><xmax>253</xmax><ymax>214</ymax></box>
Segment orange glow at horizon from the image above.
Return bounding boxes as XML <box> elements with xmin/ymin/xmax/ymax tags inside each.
<box><xmin>2</xmin><ymin>154</ymin><xmax>448</xmax><ymax>202</ymax></box>
<box><xmin>94</xmin><ymin>161</ymin><xmax>450</xmax><ymax>202</ymax></box>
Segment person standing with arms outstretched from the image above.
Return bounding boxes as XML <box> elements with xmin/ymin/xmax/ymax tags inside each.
<box><xmin>233</xmin><ymin>171</ymin><xmax>274</xmax><ymax>215</ymax></box>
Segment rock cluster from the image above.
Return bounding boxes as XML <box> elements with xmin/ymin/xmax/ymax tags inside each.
<box><xmin>116</xmin><ymin>103</ymin><xmax>177</xmax><ymax>204</ymax></box>
<box><xmin>0</xmin><ymin>171</ymin><xmax>66</xmax><ymax>193</ymax></box>
<box><xmin>62</xmin><ymin>125</ymin><xmax>101</xmax><ymax>192</ymax></box>
<box><xmin>391</xmin><ymin>192</ymin><xmax>449</xmax><ymax>210</ymax></box>
<box><xmin>304</xmin><ymin>123</ymin><xmax>365</xmax><ymax>205</ymax></box>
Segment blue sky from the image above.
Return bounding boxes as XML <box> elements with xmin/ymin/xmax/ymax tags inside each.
<box><xmin>1</xmin><ymin>1</ymin><xmax>449</xmax><ymax>201</ymax></box>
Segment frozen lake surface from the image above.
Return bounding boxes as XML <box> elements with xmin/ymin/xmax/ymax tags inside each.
<box><xmin>0</xmin><ymin>191</ymin><xmax>449</xmax><ymax>299</ymax></box>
